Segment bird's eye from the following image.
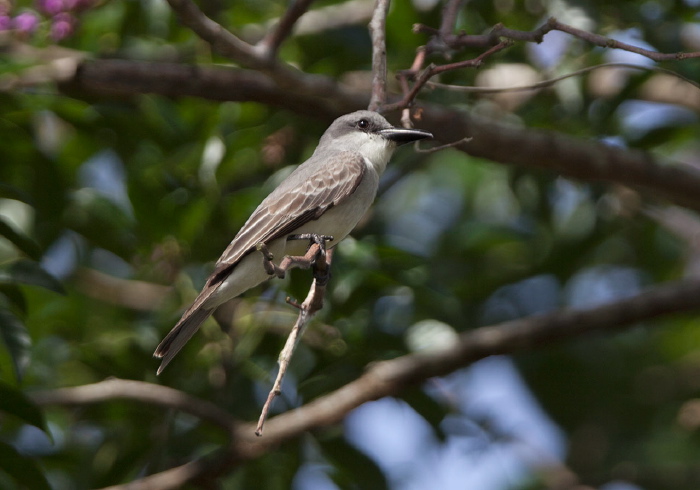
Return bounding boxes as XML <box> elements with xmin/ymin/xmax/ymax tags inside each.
<box><xmin>357</xmin><ymin>119</ymin><xmax>369</xmax><ymax>130</ymax></box>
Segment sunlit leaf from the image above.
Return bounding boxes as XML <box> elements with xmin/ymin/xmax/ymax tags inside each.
<box><xmin>0</xmin><ymin>183</ymin><xmax>33</xmax><ymax>205</ymax></box>
<box><xmin>0</xmin><ymin>217</ymin><xmax>41</xmax><ymax>260</ymax></box>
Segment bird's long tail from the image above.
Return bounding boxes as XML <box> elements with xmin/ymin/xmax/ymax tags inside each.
<box><xmin>154</xmin><ymin>307</ymin><xmax>213</xmax><ymax>375</ymax></box>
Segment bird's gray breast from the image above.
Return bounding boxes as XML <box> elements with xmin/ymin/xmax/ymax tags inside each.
<box><xmin>283</xmin><ymin>159</ymin><xmax>380</xmax><ymax>256</ymax></box>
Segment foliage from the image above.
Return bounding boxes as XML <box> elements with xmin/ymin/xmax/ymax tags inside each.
<box><xmin>1</xmin><ymin>0</ymin><xmax>700</xmax><ymax>489</ymax></box>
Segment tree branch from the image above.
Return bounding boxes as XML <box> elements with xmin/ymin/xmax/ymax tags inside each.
<box><xmin>367</xmin><ymin>0</ymin><xmax>390</xmax><ymax>111</ymax></box>
<box><xmin>52</xmin><ymin>58</ymin><xmax>700</xmax><ymax>213</ymax></box>
<box><xmin>30</xmin><ymin>378</ymin><xmax>238</xmax><ymax>431</ymax></box>
<box><xmin>256</xmin><ymin>248</ymin><xmax>334</xmax><ymax>436</ymax></box>
<box><xmin>31</xmin><ymin>277</ymin><xmax>700</xmax><ymax>489</ymax></box>
<box><xmin>256</xmin><ymin>0</ymin><xmax>316</xmax><ymax>59</ymax></box>
<box><xmin>164</xmin><ymin>0</ymin><xmax>266</xmax><ymax>69</ymax></box>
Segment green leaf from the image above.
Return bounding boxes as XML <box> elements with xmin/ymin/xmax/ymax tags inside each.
<box><xmin>321</xmin><ymin>437</ymin><xmax>388</xmax><ymax>490</ymax></box>
<box><xmin>0</xmin><ymin>381</ymin><xmax>48</xmax><ymax>434</ymax></box>
<box><xmin>0</xmin><ymin>284</ymin><xmax>27</xmax><ymax>314</ymax></box>
<box><xmin>0</xmin><ymin>440</ymin><xmax>51</xmax><ymax>490</ymax></box>
<box><xmin>401</xmin><ymin>388</ymin><xmax>447</xmax><ymax>440</ymax></box>
<box><xmin>0</xmin><ymin>308</ymin><xmax>31</xmax><ymax>381</ymax></box>
<box><xmin>0</xmin><ymin>183</ymin><xmax>33</xmax><ymax>205</ymax></box>
<box><xmin>0</xmin><ymin>260</ymin><xmax>65</xmax><ymax>295</ymax></box>
<box><xmin>0</xmin><ymin>217</ymin><xmax>41</xmax><ymax>260</ymax></box>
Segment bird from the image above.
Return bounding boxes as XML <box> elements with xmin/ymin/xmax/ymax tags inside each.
<box><xmin>154</xmin><ymin>110</ymin><xmax>433</xmax><ymax>374</ymax></box>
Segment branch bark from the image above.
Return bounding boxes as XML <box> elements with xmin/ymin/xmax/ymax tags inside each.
<box><xmin>367</xmin><ymin>0</ymin><xmax>390</xmax><ymax>111</ymax></box>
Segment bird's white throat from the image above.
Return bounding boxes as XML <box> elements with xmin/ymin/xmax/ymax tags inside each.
<box><xmin>356</xmin><ymin>134</ymin><xmax>394</xmax><ymax>174</ymax></box>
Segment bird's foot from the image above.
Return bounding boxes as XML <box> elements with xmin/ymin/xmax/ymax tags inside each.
<box><xmin>256</xmin><ymin>242</ymin><xmax>287</xmax><ymax>279</ymax></box>
<box><xmin>287</xmin><ymin>233</ymin><xmax>334</xmax><ymax>259</ymax></box>
<box><xmin>258</xmin><ymin>235</ymin><xmax>334</xmax><ymax>281</ymax></box>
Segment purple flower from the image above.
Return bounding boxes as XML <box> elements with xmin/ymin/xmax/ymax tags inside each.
<box><xmin>50</xmin><ymin>12</ymin><xmax>75</xmax><ymax>40</ymax></box>
<box><xmin>38</xmin><ymin>0</ymin><xmax>64</xmax><ymax>15</ymax></box>
<box><xmin>13</xmin><ymin>12</ymin><xmax>40</xmax><ymax>34</ymax></box>
<box><xmin>0</xmin><ymin>14</ymin><xmax>11</xmax><ymax>30</ymax></box>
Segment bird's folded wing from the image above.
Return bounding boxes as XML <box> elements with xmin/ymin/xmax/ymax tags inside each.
<box><xmin>214</xmin><ymin>150</ymin><xmax>366</xmax><ymax>273</ymax></box>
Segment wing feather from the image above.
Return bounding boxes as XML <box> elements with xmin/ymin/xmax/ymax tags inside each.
<box><xmin>214</xmin><ymin>151</ymin><xmax>366</xmax><ymax>274</ymax></box>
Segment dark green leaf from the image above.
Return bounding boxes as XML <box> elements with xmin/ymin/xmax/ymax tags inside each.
<box><xmin>321</xmin><ymin>437</ymin><xmax>388</xmax><ymax>490</ymax></box>
<box><xmin>0</xmin><ymin>260</ymin><xmax>65</xmax><ymax>295</ymax></box>
<box><xmin>401</xmin><ymin>388</ymin><xmax>447</xmax><ymax>441</ymax></box>
<box><xmin>0</xmin><ymin>380</ymin><xmax>48</xmax><ymax>434</ymax></box>
<box><xmin>0</xmin><ymin>183</ymin><xmax>33</xmax><ymax>205</ymax></box>
<box><xmin>0</xmin><ymin>284</ymin><xmax>27</xmax><ymax>314</ymax></box>
<box><xmin>0</xmin><ymin>440</ymin><xmax>51</xmax><ymax>490</ymax></box>
<box><xmin>0</xmin><ymin>308</ymin><xmax>31</xmax><ymax>381</ymax></box>
<box><xmin>0</xmin><ymin>217</ymin><xmax>41</xmax><ymax>260</ymax></box>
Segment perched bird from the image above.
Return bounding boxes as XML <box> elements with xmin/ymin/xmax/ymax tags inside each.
<box><xmin>154</xmin><ymin>110</ymin><xmax>432</xmax><ymax>373</ymax></box>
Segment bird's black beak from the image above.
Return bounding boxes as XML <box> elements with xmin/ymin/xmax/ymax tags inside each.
<box><xmin>377</xmin><ymin>127</ymin><xmax>433</xmax><ymax>146</ymax></box>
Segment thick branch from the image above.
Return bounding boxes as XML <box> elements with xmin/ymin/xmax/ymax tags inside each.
<box><xmin>55</xmin><ymin>58</ymin><xmax>700</xmax><ymax>213</ymax></box>
<box><xmin>33</xmin><ymin>278</ymin><xmax>700</xmax><ymax>489</ymax></box>
<box><xmin>418</xmin><ymin>106</ymin><xmax>700</xmax><ymax>213</ymax></box>
<box><xmin>60</xmin><ymin>60</ymin><xmax>366</xmax><ymax>119</ymax></box>
<box><xmin>32</xmin><ymin>279</ymin><xmax>700</xmax><ymax>490</ymax></box>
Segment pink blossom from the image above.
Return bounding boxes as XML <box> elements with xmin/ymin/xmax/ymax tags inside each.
<box><xmin>13</xmin><ymin>12</ymin><xmax>40</xmax><ymax>34</ymax></box>
<box><xmin>37</xmin><ymin>0</ymin><xmax>64</xmax><ymax>15</ymax></box>
<box><xmin>50</xmin><ymin>12</ymin><xmax>75</xmax><ymax>40</ymax></box>
<box><xmin>0</xmin><ymin>14</ymin><xmax>11</xmax><ymax>30</ymax></box>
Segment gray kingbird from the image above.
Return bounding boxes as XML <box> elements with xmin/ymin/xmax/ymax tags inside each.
<box><xmin>154</xmin><ymin>110</ymin><xmax>432</xmax><ymax>373</ymax></box>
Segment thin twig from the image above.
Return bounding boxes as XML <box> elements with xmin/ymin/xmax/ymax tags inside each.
<box><xmin>256</xmin><ymin>0</ymin><xmax>316</xmax><ymax>59</ymax></box>
<box><xmin>30</xmin><ymin>378</ymin><xmax>238</xmax><ymax>431</ymax></box>
<box><xmin>415</xmin><ymin>136</ymin><xmax>472</xmax><ymax>153</ymax></box>
<box><xmin>439</xmin><ymin>0</ymin><xmax>465</xmax><ymax>38</ymax></box>
<box><xmin>165</xmin><ymin>0</ymin><xmax>266</xmax><ymax>69</ymax></box>
<box><xmin>368</xmin><ymin>0</ymin><xmax>391</xmax><ymax>111</ymax></box>
<box><xmin>427</xmin><ymin>62</ymin><xmax>700</xmax><ymax>94</ymax></box>
<box><xmin>255</xmin><ymin>248</ymin><xmax>334</xmax><ymax>436</ymax></box>
<box><xmin>416</xmin><ymin>16</ymin><xmax>700</xmax><ymax>62</ymax></box>
<box><xmin>383</xmin><ymin>40</ymin><xmax>512</xmax><ymax>112</ymax></box>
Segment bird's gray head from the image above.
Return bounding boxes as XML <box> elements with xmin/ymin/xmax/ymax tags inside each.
<box><xmin>317</xmin><ymin>110</ymin><xmax>432</xmax><ymax>173</ymax></box>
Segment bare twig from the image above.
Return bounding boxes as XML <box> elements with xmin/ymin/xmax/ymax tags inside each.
<box><xmin>415</xmin><ymin>17</ymin><xmax>700</xmax><ymax>62</ymax></box>
<box><xmin>30</xmin><ymin>378</ymin><xmax>238</xmax><ymax>431</ymax></box>
<box><xmin>241</xmin><ymin>0</ymin><xmax>375</xmax><ymax>43</ymax></box>
<box><xmin>415</xmin><ymin>136</ymin><xmax>472</xmax><ymax>153</ymax></box>
<box><xmin>164</xmin><ymin>0</ymin><xmax>267</xmax><ymax>69</ymax></box>
<box><xmin>383</xmin><ymin>40</ymin><xmax>513</xmax><ymax>113</ymax></box>
<box><xmin>426</xmin><ymin>62</ymin><xmax>700</xmax><ymax>94</ymax></box>
<box><xmin>255</xmin><ymin>248</ymin><xmax>334</xmax><ymax>436</ymax></box>
<box><xmin>368</xmin><ymin>0</ymin><xmax>391</xmax><ymax>111</ymax></box>
<box><xmin>439</xmin><ymin>0</ymin><xmax>465</xmax><ymax>39</ymax></box>
<box><xmin>256</xmin><ymin>0</ymin><xmax>316</xmax><ymax>59</ymax></box>
<box><xmin>75</xmin><ymin>268</ymin><xmax>172</xmax><ymax>311</ymax></box>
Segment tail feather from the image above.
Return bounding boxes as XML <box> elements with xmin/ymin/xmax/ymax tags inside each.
<box><xmin>154</xmin><ymin>307</ymin><xmax>213</xmax><ymax>375</ymax></box>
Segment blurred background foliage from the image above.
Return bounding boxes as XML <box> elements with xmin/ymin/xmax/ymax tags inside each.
<box><xmin>1</xmin><ymin>0</ymin><xmax>700</xmax><ymax>488</ymax></box>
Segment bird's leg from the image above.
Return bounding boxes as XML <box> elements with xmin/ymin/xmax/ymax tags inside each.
<box><xmin>256</xmin><ymin>235</ymin><xmax>334</xmax><ymax>280</ymax></box>
<box><xmin>255</xmin><ymin>243</ymin><xmax>287</xmax><ymax>279</ymax></box>
<box><xmin>287</xmin><ymin>234</ymin><xmax>334</xmax><ymax>259</ymax></box>
<box><xmin>287</xmin><ymin>234</ymin><xmax>334</xmax><ymax>285</ymax></box>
